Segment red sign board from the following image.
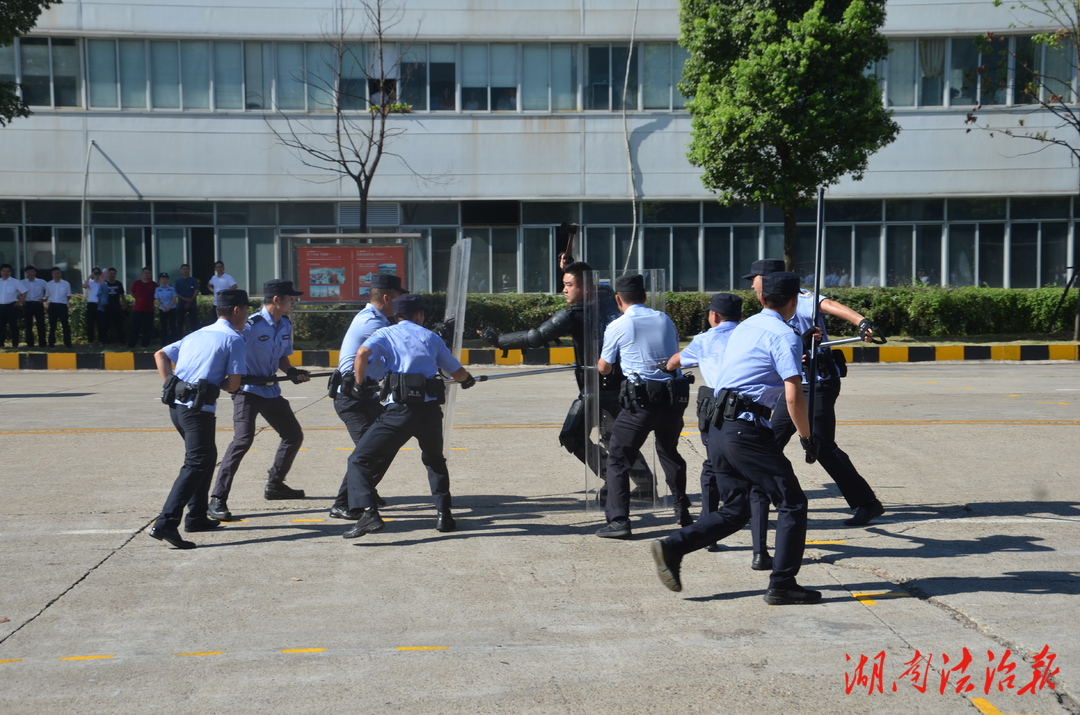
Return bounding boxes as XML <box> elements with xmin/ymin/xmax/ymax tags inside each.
<box><xmin>296</xmin><ymin>245</ymin><xmax>407</xmax><ymax>302</ymax></box>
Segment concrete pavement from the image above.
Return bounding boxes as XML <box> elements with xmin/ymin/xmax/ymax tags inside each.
<box><xmin>0</xmin><ymin>363</ymin><xmax>1078</xmax><ymax>714</ymax></box>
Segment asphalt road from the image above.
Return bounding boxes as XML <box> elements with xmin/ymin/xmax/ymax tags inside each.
<box><xmin>0</xmin><ymin>362</ymin><xmax>1078</xmax><ymax>714</ymax></box>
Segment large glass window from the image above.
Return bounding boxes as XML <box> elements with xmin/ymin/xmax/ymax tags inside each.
<box><xmin>586</xmin><ymin>45</ymin><xmax>611</xmax><ymax>110</ymax></box>
<box><xmin>552</xmin><ymin>44</ymin><xmax>576</xmax><ymax>111</ymax></box>
<box><xmin>150</xmin><ymin>41</ymin><xmax>180</xmax><ymax>109</ymax></box>
<box><xmin>523</xmin><ymin>227</ymin><xmax>551</xmax><ymax>293</ymax></box>
<box><xmin>915</xmin><ymin>225</ymin><xmax>942</xmax><ymax>285</ymax></box>
<box><xmin>855</xmin><ymin>225</ymin><xmax>881</xmax><ymax>286</ymax></box>
<box><xmin>491</xmin><ymin>228</ymin><xmax>518</xmax><ymax>292</ymax></box>
<box><xmin>1042</xmin><ymin>223</ymin><xmax>1069</xmax><ymax>286</ymax></box>
<box><xmin>703</xmin><ymin>226</ymin><xmax>731</xmax><ymax>291</ymax></box>
<box><xmin>491</xmin><ymin>45</ymin><xmax>517</xmax><ymax>111</ymax></box>
<box><xmin>51</xmin><ymin>39</ymin><xmax>81</xmax><ymax>107</ymax></box>
<box><xmin>181</xmin><ymin>41</ymin><xmax>210</xmax><ymax>109</ymax></box>
<box><xmin>643</xmin><ymin>43</ymin><xmax>671</xmax><ymax>109</ymax></box>
<box><xmin>219</xmin><ymin>228</ymin><xmax>249</xmax><ymax>291</ymax></box>
<box><xmin>87</xmin><ymin>39</ymin><xmax>118</xmax><ymax>108</ymax></box>
<box><xmin>155</xmin><ymin>227</ymin><xmax>186</xmax><ymax>279</ymax></box>
<box><xmin>825</xmin><ymin>226</ymin><xmax>853</xmax><ymax>287</ymax></box>
<box><xmin>214</xmin><ymin>42</ymin><xmax>243</xmax><ymax>109</ymax></box>
<box><xmin>119</xmin><ymin>40</ymin><xmax>147</xmax><ymax>109</ymax></box>
<box><xmin>886</xmin><ymin>225</ymin><xmax>914</xmax><ymax>285</ymax></box>
<box><xmin>430</xmin><ymin>44</ymin><xmax>456</xmax><ymax>111</ymax></box>
<box><xmin>461</xmin><ymin>45</ymin><xmax>489</xmax><ymax>111</ymax></box>
<box><xmin>522</xmin><ymin>44</ymin><xmax>549</xmax><ymax>111</ymax></box>
<box><xmin>948</xmin><ymin>225</ymin><xmax>976</xmax><ymax>286</ymax></box>
<box><xmin>19</xmin><ymin>38</ymin><xmax>51</xmax><ymax>106</ymax></box>
<box><xmin>245</xmin><ymin>42</ymin><xmax>272</xmax><ymax>110</ymax></box>
<box><xmin>585</xmin><ymin>226</ymin><xmax>612</xmax><ymax>273</ymax></box>
<box><xmin>0</xmin><ymin>45</ymin><xmax>15</xmax><ymax>91</ymax></box>
<box><xmin>305</xmin><ymin>43</ymin><xmax>336</xmax><ymax>111</ymax></box>
<box><xmin>251</xmin><ymin>228</ymin><xmax>277</xmax><ymax>290</ymax></box>
<box><xmin>887</xmin><ymin>39</ymin><xmax>916</xmax><ymax>107</ymax></box>
<box><xmin>275</xmin><ymin>42</ymin><xmax>306</xmax><ymax>110</ymax></box>
<box><xmin>400</xmin><ymin>45</ymin><xmax>427</xmax><ymax>111</ymax></box>
<box><xmin>673</xmin><ymin>227</ymin><xmax>698</xmax><ymax>291</ymax></box>
<box><xmin>1010</xmin><ymin>223</ymin><xmax>1038</xmax><ymax>288</ymax></box>
<box><xmin>733</xmin><ymin>226</ymin><xmax>759</xmax><ymax>283</ymax></box>
<box><xmin>950</xmin><ymin>38</ymin><xmax>979</xmax><ymax>106</ymax></box>
<box><xmin>979</xmin><ymin>224</ymin><xmax>1005</xmax><ymax>287</ymax></box>
<box><xmin>466</xmin><ymin>229</ymin><xmax>492</xmax><ymax>292</ymax></box>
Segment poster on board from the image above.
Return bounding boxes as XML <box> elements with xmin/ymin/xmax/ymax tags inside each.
<box><xmin>296</xmin><ymin>245</ymin><xmax>408</xmax><ymax>302</ymax></box>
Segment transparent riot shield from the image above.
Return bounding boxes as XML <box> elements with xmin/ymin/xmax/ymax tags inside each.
<box><xmin>582</xmin><ymin>269</ymin><xmax>668</xmax><ymax>515</ymax></box>
<box><xmin>441</xmin><ymin>237</ymin><xmax>471</xmax><ymax>458</ymax></box>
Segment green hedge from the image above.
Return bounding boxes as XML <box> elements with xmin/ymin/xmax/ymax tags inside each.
<box><xmin>55</xmin><ymin>287</ymin><xmax>1080</xmax><ymax>348</ymax></box>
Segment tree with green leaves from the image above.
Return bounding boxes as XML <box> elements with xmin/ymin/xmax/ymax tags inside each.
<box><xmin>1</xmin><ymin>0</ymin><xmax>58</xmax><ymax>127</ymax></box>
<box><xmin>965</xmin><ymin>1</ymin><xmax>1080</xmax><ymax>165</ymax></box>
<box><xmin>679</xmin><ymin>0</ymin><xmax>899</xmax><ymax>269</ymax></box>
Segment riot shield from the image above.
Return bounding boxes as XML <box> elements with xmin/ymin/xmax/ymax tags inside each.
<box><xmin>581</xmin><ymin>269</ymin><xmax>668</xmax><ymax>514</ymax></box>
<box><xmin>441</xmin><ymin>237</ymin><xmax>471</xmax><ymax>458</ymax></box>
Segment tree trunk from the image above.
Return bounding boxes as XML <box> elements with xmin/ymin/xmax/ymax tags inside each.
<box><xmin>783</xmin><ymin>205</ymin><xmax>797</xmax><ymax>272</ymax></box>
<box><xmin>358</xmin><ymin>181</ymin><xmax>369</xmax><ymax>233</ymax></box>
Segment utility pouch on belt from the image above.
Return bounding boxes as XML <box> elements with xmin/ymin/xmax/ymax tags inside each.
<box><xmin>391</xmin><ymin>372</ymin><xmax>429</xmax><ymax>404</ymax></box>
<box><xmin>183</xmin><ymin>379</ymin><xmax>221</xmax><ymax>411</ymax></box>
<box><xmin>327</xmin><ymin>371</ymin><xmax>344</xmax><ymax>398</ymax></box>
<box><xmin>426</xmin><ymin>377</ymin><xmax>447</xmax><ymax>405</ymax></box>
<box><xmin>695</xmin><ymin>385</ymin><xmax>715</xmax><ymax>432</ymax></box>
<box><xmin>161</xmin><ymin>374</ymin><xmax>180</xmax><ymax>405</ymax></box>
<box><xmin>832</xmin><ymin>349</ymin><xmax>848</xmax><ymax>378</ymax></box>
<box><xmin>667</xmin><ymin>376</ymin><xmax>692</xmax><ymax>410</ymax></box>
<box><xmin>618</xmin><ymin>380</ymin><xmax>648</xmax><ymax>410</ymax></box>
<box><xmin>714</xmin><ymin>389</ymin><xmax>771</xmax><ymax>425</ymax></box>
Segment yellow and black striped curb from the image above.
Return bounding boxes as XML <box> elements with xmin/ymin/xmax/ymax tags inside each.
<box><xmin>0</xmin><ymin>344</ymin><xmax>1078</xmax><ymax>371</ymax></box>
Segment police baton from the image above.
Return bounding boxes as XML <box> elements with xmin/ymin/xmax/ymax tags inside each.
<box><xmin>819</xmin><ymin>334</ymin><xmax>888</xmax><ymax>348</ymax></box>
<box><xmin>241</xmin><ymin>371</ymin><xmax>335</xmax><ymax>385</ymax></box>
<box><xmin>444</xmin><ymin>366</ymin><xmax>576</xmax><ymax>383</ymax></box>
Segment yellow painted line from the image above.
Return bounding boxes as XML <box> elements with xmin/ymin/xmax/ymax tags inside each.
<box><xmin>297</xmin><ymin>448</ymin><xmax>309</xmax><ymax>451</ymax></box>
<box><xmin>852</xmin><ymin>591</ymin><xmax>910</xmax><ymax>606</ymax></box>
<box><xmin>281</xmin><ymin>648</ymin><xmax>327</xmax><ymax>654</ymax></box>
<box><xmin>1037</xmin><ymin>402</ymin><xmax>1070</xmax><ymax>405</ymax></box>
<box><xmin>396</xmin><ymin>646</ymin><xmax>449</xmax><ymax>651</ymax></box>
<box><xmin>290</xmin><ymin>519</ymin><xmax>325</xmax><ymax>523</ymax></box>
<box><xmin>1009</xmin><ymin>394</ymin><xmax>1020</xmax><ymax>397</ymax></box>
<box><xmin>58</xmin><ymin>655</ymin><xmax>115</xmax><ymax>661</ymax></box>
<box><xmin>450</xmin><ymin>447</ymin><xmax>466</xmax><ymax>450</ymax></box>
<box><xmin>971</xmin><ymin>698</ymin><xmax>1004</xmax><ymax>715</ymax></box>
<box><xmin>335</xmin><ymin>447</ymin><xmax>352</xmax><ymax>451</ymax></box>
<box><xmin>0</xmin><ymin>353</ymin><xmax>18</xmax><ymax>369</ymax></box>
<box><xmin>0</xmin><ymin>659</ymin><xmax>23</xmax><ymax>664</ymax></box>
<box><xmin>455</xmin><ymin>412</ymin><xmax>471</xmax><ymax>415</ymax></box>
<box><xmin>935</xmin><ymin>345</ymin><xmax>965</xmax><ymax>361</ymax></box>
<box><xmin>103</xmin><ymin>353</ymin><xmax>134</xmax><ymax>371</ymax></box>
<box><xmin>680</xmin><ymin>432</ymin><xmax>694</xmax><ymax>436</ymax></box>
<box><xmin>806</xmin><ymin>540</ymin><xmax>846</xmax><ymax>545</ymax></box>
<box><xmin>47</xmin><ymin>353</ymin><xmax>77</xmax><ymax>370</ymax></box>
<box><xmin>176</xmin><ymin>651</ymin><xmax>222</xmax><ymax>657</ymax></box>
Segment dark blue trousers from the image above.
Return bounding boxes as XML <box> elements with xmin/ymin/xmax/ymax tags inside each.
<box><xmin>156</xmin><ymin>405</ymin><xmax>217</xmax><ymax>530</ymax></box>
<box><xmin>698</xmin><ymin>421</ymin><xmax>770</xmax><ymax>554</ymax></box>
<box><xmin>332</xmin><ymin>392</ymin><xmax>384</xmax><ymax>509</ymax></box>
<box><xmin>345</xmin><ymin>401</ymin><xmax>451</xmax><ymax>513</ymax></box>
<box><xmin>212</xmin><ymin>392</ymin><xmax>304</xmax><ymax>500</ymax></box>
<box><xmin>604</xmin><ymin>400</ymin><xmax>688</xmax><ymax>523</ymax></box>
<box><xmin>667</xmin><ymin>419</ymin><xmax>808</xmax><ymax>590</ymax></box>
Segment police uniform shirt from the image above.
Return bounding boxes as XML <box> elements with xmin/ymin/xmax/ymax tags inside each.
<box><xmin>337</xmin><ymin>303</ymin><xmax>390</xmax><ymax>383</ymax></box>
<box><xmin>21</xmin><ymin>278</ymin><xmax>46</xmax><ymax>302</ymax></box>
<box><xmin>788</xmin><ymin>289</ymin><xmax>831</xmax><ymax>384</ymax></box>
<box><xmin>714</xmin><ymin>308</ymin><xmax>803</xmax><ymax>422</ymax></box>
<box><xmin>162</xmin><ymin>318</ymin><xmax>246</xmax><ymax>413</ymax></box>
<box><xmin>155</xmin><ymin>284</ymin><xmax>178</xmax><ymax>310</ymax></box>
<box><xmin>0</xmin><ymin>277</ymin><xmax>24</xmax><ymax>304</ymax></box>
<box><xmin>600</xmin><ymin>303</ymin><xmax>680</xmax><ymax>382</ymax></box>
<box><xmin>679</xmin><ymin>321</ymin><xmax>737</xmax><ymax>388</ymax></box>
<box><xmin>45</xmin><ymin>279</ymin><xmax>72</xmax><ymax>304</ymax></box>
<box><xmin>208</xmin><ymin>273</ymin><xmax>237</xmax><ymax>306</ymax></box>
<box><xmin>239</xmin><ymin>306</ymin><xmax>294</xmax><ymax>399</ymax></box>
<box><xmin>363</xmin><ymin>320</ymin><xmax>463</xmax><ymax>403</ymax></box>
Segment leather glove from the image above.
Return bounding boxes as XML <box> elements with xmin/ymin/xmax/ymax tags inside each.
<box><xmin>479</xmin><ymin>328</ymin><xmax>500</xmax><ymax>347</ymax></box>
<box><xmin>459</xmin><ymin>373</ymin><xmax>476</xmax><ymax>389</ymax></box>
<box><xmin>800</xmin><ymin>327</ymin><xmax>819</xmax><ymax>351</ymax></box>
<box><xmin>800</xmin><ymin>435</ymin><xmax>819</xmax><ymax>464</ymax></box>
<box><xmin>349</xmin><ymin>380</ymin><xmax>373</xmax><ymax>400</ymax></box>
<box><xmin>857</xmin><ymin>318</ymin><xmax>875</xmax><ymax>341</ymax></box>
<box><xmin>286</xmin><ymin>367</ymin><xmax>309</xmax><ymax>384</ymax></box>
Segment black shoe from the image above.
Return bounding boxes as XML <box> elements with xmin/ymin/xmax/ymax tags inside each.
<box><xmin>329</xmin><ymin>505</ymin><xmax>364</xmax><ymax>520</ymax></box>
<box><xmin>264</xmin><ymin>482</ymin><xmax>306</xmax><ymax>500</ymax></box>
<box><xmin>149</xmin><ymin>525</ymin><xmax>196</xmax><ymax>549</ymax></box>
<box><xmin>374</xmin><ymin>491</ymin><xmax>387</xmax><ymax>508</ymax></box>
<box><xmin>342</xmin><ymin>509</ymin><xmax>385</xmax><ymax>539</ymax></box>
<box><xmin>705</xmin><ymin>543</ymin><xmax>723</xmax><ymax>553</ymax></box>
<box><xmin>751</xmin><ymin>552</ymin><xmax>774</xmax><ymax>571</ymax></box>
<box><xmin>435</xmin><ymin>510</ymin><xmax>456</xmax><ymax>532</ymax></box>
<box><xmin>763</xmin><ymin>585</ymin><xmax>822</xmax><ymax>605</ymax></box>
<box><xmin>207</xmin><ymin>497</ymin><xmax>232</xmax><ymax>521</ymax></box>
<box><xmin>674</xmin><ymin>505</ymin><xmax>694</xmax><ymax>527</ymax></box>
<box><xmin>651</xmin><ymin>539</ymin><xmax>683</xmax><ymax>592</ymax></box>
<box><xmin>844</xmin><ymin>499</ymin><xmax>884</xmax><ymax>527</ymax></box>
<box><xmin>595</xmin><ymin>520</ymin><xmax>631</xmax><ymax>539</ymax></box>
<box><xmin>184</xmin><ymin>518</ymin><xmax>221</xmax><ymax>533</ymax></box>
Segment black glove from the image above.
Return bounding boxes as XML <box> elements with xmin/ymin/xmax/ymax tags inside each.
<box><xmin>161</xmin><ymin>374</ymin><xmax>180</xmax><ymax>405</ymax></box>
<box><xmin>479</xmin><ymin>328</ymin><xmax>500</xmax><ymax>347</ymax></box>
<box><xmin>857</xmin><ymin>318</ymin><xmax>875</xmax><ymax>340</ymax></box>
<box><xmin>800</xmin><ymin>327</ymin><xmax>818</xmax><ymax>351</ymax></box>
<box><xmin>459</xmin><ymin>373</ymin><xmax>476</xmax><ymax>389</ymax></box>
<box><xmin>800</xmin><ymin>435</ymin><xmax>819</xmax><ymax>464</ymax></box>
<box><xmin>285</xmin><ymin>367</ymin><xmax>309</xmax><ymax>384</ymax></box>
<box><xmin>434</xmin><ymin>317</ymin><xmax>456</xmax><ymax>340</ymax></box>
<box><xmin>348</xmin><ymin>380</ymin><xmax>374</xmax><ymax>400</ymax></box>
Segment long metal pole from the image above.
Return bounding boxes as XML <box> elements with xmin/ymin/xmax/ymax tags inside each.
<box><xmin>806</xmin><ymin>188</ymin><xmax>825</xmax><ymax>455</ymax></box>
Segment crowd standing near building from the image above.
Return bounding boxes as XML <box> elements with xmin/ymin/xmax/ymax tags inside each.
<box><xmin>44</xmin><ymin>267</ymin><xmax>73</xmax><ymax>349</ymax></box>
<box><xmin>20</xmin><ymin>266</ymin><xmax>47</xmax><ymax>348</ymax></box>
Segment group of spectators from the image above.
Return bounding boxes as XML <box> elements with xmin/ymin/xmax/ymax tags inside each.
<box><xmin>0</xmin><ymin>260</ymin><xmax>239</xmax><ymax>350</ymax></box>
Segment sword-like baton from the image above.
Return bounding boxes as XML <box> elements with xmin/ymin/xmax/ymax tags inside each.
<box><xmin>445</xmin><ymin>365</ymin><xmax>576</xmax><ymax>383</ymax></box>
<box><xmin>242</xmin><ymin>371</ymin><xmax>335</xmax><ymax>385</ymax></box>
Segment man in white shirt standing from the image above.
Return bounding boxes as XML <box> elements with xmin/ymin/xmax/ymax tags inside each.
<box><xmin>0</xmin><ymin>263</ymin><xmax>24</xmax><ymax>347</ymax></box>
<box><xmin>44</xmin><ymin>266</ymin><xmax>73</xmax><ymax>348</ymax></box>
<box><xmin>207</xmin><ymin>261</ymin><xmax>238</xmax><ymax>307</ymax></box>
<box><xmin>20</xmin><ymin>265</ymin><xmax>47</xmax><ymax>348</ymax></box>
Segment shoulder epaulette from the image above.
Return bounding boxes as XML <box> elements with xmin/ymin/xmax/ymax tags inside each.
<box><xmin>248</xmin><ymin>314</ymin><xmax>265</xmax><ymax>326</ymax></box>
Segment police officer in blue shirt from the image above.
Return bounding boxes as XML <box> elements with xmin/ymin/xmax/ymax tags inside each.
<box><xmin>596</xmin><ymin>274</ymin><xmax>690</xmax><ymax>540</ymax></box>
<box><xmin>327</xmin><ymin>274</ymin><xmax>405</xmax><ymax>519</ymax></box>
<box><xmin>651</xmin><ymin>272</ymin><xmax>823</xmax><ymax>605</ymax></box>
<box><xmin>747</xmin><ymin>259</ymin><xmax>884</xmax><ymax>527</ymax></box>
<box><xmin>666</xmin><ymin>292</ymin><xmax>772</xmax><ymax>569</ymax></box>
<box><xmin>341</xmin><ymin>294</ymin><xmax>475</xmax><ymax>539</ymax></box>
<box><xmin>150</xmin><ymin>289</ymin><xmax>249</xmax><ymax>549</ymax></box>
<box><xmin>207</xmin><ymin>279</ymin><xmax>311</xmax><ymax>521</ymax></box>
<box><xmin>154</xmin><ymin>272</ymin><xmax>178</xmax><ymax>345</ymax></box>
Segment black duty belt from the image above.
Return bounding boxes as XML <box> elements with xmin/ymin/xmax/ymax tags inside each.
<box><xmin>714</xmin><ymin>388</ymin><xmax>772</xmax><ymax>423</ymax></box>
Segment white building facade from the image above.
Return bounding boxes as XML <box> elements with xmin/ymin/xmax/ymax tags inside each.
<box><xmin>0</xmin><ymin>0</ymin><xmax>1076</xmax><ymax>294</ymax></box>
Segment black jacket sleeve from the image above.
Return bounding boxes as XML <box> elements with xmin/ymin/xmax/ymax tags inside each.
<box><xmin>493</xmin><ymin>308</ymin><xmax>574</xmax><ymax>350</ymax></box>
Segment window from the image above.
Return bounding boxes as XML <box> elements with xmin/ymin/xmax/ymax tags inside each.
<box><xmin>305</xmin><ymin>43</ymin><xmax>336</xmax><ymax>111</ymax></box>
<box><xmin>430</xmin><ymin>44</ymin><xmax>456</xmax><ymax>111</ymax></box>
<box><xmin>951</xmin><ymin>36</ymin><xmax>1008</xmax><ymax>106</ymax></box>
<box><xmin>586</xmin><ymin>45</ymin><xmax>639</xmax><ymax>110</ymax></box>
<box><xmin>948</xmin><ymin>225</ymin><xmax>976</xmax><ymax>286</ymax></box>
<box><xmin>214</xmin><ymin>42</ymin><xmax>243</xmax><ymax>109</ymax></box>
<box><xmin>461</xmin><ymin>45</ymin><xmax>488</xmax><ymax>110</ymax></box>
<box><xmin>642</xmin><ymin>43</ymin><xmax>671</xmax><ymax>109</ymax></box>
<box><xmin>886</xmin><ymin>39</ymin><xmax>944</xmax><ymax>107</ymax></box>
<box><xmin>51</xmin><ymin>39</ymin><xmax>81</xmax><ymax>107</ymax></box>
<box><xmin>703</xmin><ymin>226</ymin><xmax>731</xmax><ymax>291</ymax></box>
<box><xmin>19</xmin><ymin>38</ymin><xmax>51</xmax><ymax>106</ymax></box>
<box><xmin>276</xmin><ymin>42</ymin><xmax>306</xmax><ymax>110</ymax></box>
<box><xmin>400</xmin><ymin>45</ymin><xmax>428</xmax><ymax>111</ymax></box>
<box><xmin>491</xmin><ymin>45</ymin><xmax>517</xmax><ymax>111</ymax></box>
<box><xmin>119</xmin><ymin>40</ymin><xmax>147</xmax><ymax>109</ymax></box>
<box><xmin>522</xmin><ymin>44</ymin><xmax>549</xmax><ymax>110</ymax></box>
<box><xmin>245</xmin><ymin>42</ymin><xmax>272</xmax><ymax>110</ymax></box>
<box><xmin>87</xmin><ymin>40</ymin><xmax>118</xmax><ymax>108</ymax></box>
<box><xmin>181</xmin><ymin>41</ymin><xmax>211</xmax><ymax>109</ymax></box>
<box><xmin>150</xmin><ymin>41</ymin><xmax>180</xmax><ymax>109</ymax></box>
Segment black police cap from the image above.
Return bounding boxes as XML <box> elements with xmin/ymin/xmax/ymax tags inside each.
<box><xmin>709</xmin><ymin>292</ymin><xmax>743</xmax><ymax>319</ymax></box>
<box><xmin>742</xmin><ymin>258</ymin><xmax>786</xmax><ymax>281</ymax></box>
<box><xmin>264</xmin><ymin>279</ymin><xmax>304</xmax><ymax>298</ymax></box>
<box><xmin>370</xmin><ymin>274</ymin><xmax>406</xmax><ymax>292</ymax></box>
<box><xmin>761</xmin><ymin>272</ymin><xmax>800</xmax><ymax>297</ymax></box>
<box><xmin>615</xmin><ymin>273</ymin><xmax>645</xmax><ymax>293</ymax></box>
<box><xmin>217</xmin><ymin>289</ymin><xmax>250</xmax><ymax>308</ymax></box>
<box><xmin>158</xmin><ymin>272</ymin><xmax>169</xmax><ymax>278</ymax></box>
<box><xmin>393</xmin><ymin>293</ymin><xmax>425</xmax><ymax>314</ymax></box>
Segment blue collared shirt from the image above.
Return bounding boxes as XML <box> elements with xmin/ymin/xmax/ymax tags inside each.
<box><xmin>679</xmin><ymin>321</ymin><xmax>737</xmax><ymax>388</ymax></box>
<box><xmin>174</xmin><ymin>276</ymin><xmax>199</xmax><ymax>300</ymax></box>
<box><xmin>363</xmin><ymin>320</ymin><xmax>463</xmax><ymax>403</ymax></box>
<box><xmin>715</xmin><ymin>309</ymin><xmax>803</xmax><ymax>422</ymax></box>
<box><xmin>239</xmin><ymin>307</ymin><xmax>294</xmax><ymax>398</ymax></box>
<box><xmin>600</xmin><ymin>303</ymin><xmax>681</xmax><ymax>382</ymax></box>
<box><xmin>163</xmin><ymin>318</ymin><xmax>246</xmax><ymax>413</ymax></box>
<box><xmin>338</xmin><ymin>303</ymin><xmax>390</xmax><ymax>383</ymax></box>
<box><xmin>789</xmin><ymin>289</ymin><xmax>830</xmax><ymax>384</ymax></box>
<box><xmin>155</xmin><ymin>285</ymin><xmax>177</xmax><ymax>310</ymax></box>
